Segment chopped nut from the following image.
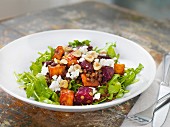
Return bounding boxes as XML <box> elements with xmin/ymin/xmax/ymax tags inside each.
<box><xmin>59</xmin><ymin>80</ymin><xmax>69</xmax><ymax>88</ymax></box>
<box><xmin>63</xmin><ymin>46</ymin><xmax>72</xmax><ymax>52</ymax></box>
<box><xmin>85</xmin><ymin>54</ymin><xmax>94</xmax><ymax>62</ymax></box>
<box><xmin>99</xmin><ymin>50</ymin><xmax>107</xmax><ymax>55</ymax></box>
<box><xmin>72</xmin><ymin>50</ymin><xmax>81</xmax><ymax>57</ymax></box>
<box><xmin>87</xmin><ymin>51</ymin><xmax>99</xmax><ymax>58</ymax></box>
<box><xmin>73</xmin><ymin>64</ymin><xmax>82</xmax><ymax>73</ymax></box>
<box><xmin>74</xmin><ymin>64</ymin><xmax>81</xmax><ymax>70</ymax></box>
<box><xmin>54</xmin><ymin>58</ymin><xmax>60</xmax><ymax>63</ymax></box>
<box><xmin>93</xmin><ymin>62</ymin><xmax>102</xmax><ymax>70</ymax></box>
<box><xmin>60</xmin><ymin>59</ymin><xmax>68</xmax><ymax>64</ymax></box>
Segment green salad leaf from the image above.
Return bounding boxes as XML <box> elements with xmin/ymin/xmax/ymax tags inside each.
<box><xmin>115</xmin><ymin>88</ymin><xmax>124</xmax><ymax>98</ymax></box>
<box><xmin>134</xmin><ymin>63</ymin><xmax>144</xmax><ymax>74</ymax></box>
<box><xmin>93</xmin><ymin>42</ymin><xmax>119</xmax><ymax>63</ymax></box>
<box><xmin>68</xmin><ymin>40</ymin><xmax>90</xmax><ymax>48</ymax></box>
<box><xmin>15</xmin><ymin>72</ymin><xmax>59</xmax><ymax>105</ymax></box>
<box><xmin>107</xmin><ymin>43</ymin><xmax>116</xmax><ymax>58</ymax></box>
<box><xmin>68</xmin><ymin>80</ymin><xmax>82</xmax><ymax>92</ymax></box>
<box><xmin>93</xmin><ymin>98</ymin><xmax>107</xmax><ymax>105</ymax></box>
<box><xmin>103</xmin><ymin>64</ymin><xmax>144</xmax><ymax>100</ymax></box>
<box><xmin>30</xmin><ymin>46</ymin><xmax>55</xmax><ymax>75</ymax></box>
<box><xmin>108</xmin><ymin>82</ymin><xmax>121</xmax><ymax>94</ymax></box>
<box><xmin>97</xmin><ymin>86</ymin><xmax>107</xmax><ymax>94</ymax></box>
<box><xmin>107</xmin><ymin>74</ymin><xmax>121</xmax><ymax>100</ymax></box>
<box><xmin>120</xmin><ymin>63</ymin><xmax>144</xmax><ymax>87</ymax></box>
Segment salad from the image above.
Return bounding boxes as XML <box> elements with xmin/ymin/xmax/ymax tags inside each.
<box><xmin>15</xmin><ymin>40</ymin><xmax>144</xmax><ymax>106</ymax></box>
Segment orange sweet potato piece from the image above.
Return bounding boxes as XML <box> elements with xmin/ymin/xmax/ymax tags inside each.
<box><xmin>65</xmin><ymin>53</ymin><xmax>78</xmax><ymax>67</ymax></box>
<box><xmin>114</xmin><ymin>63</ymin><xmax>125</xmax><ymax>75</ymax></box>
<box><xmin>60</xmin><ymin>88</ymin><xmax>74</xmax><ymax>106</ymax></box>
<box><xmin>52</xmin><ymin>46</ymin><xmax>64</xmax><ymax>60</ymax></box>
<box><xmin>81</xmin><ymin>74</ymin><xmax>100</xmax><ymax>87</ymax></box>
<box><xmin>48</xmin><ymin>64</ymin><xmax>66</xmax><ymax>77</ymax></box>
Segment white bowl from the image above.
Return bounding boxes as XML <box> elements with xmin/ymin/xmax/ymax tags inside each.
<box><xmin>0</xmin><ymin>29</ymin><xmax>156</xmax><ymax>112</ymax></box>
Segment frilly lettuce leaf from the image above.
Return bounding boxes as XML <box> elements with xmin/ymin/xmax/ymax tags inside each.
<box><xmin>93</xmin><ymin>42</ymin><xmax>119</xmax><ymax>62</ymax></box>
<box><xmin>68</xmin><ymin>40</ymin><xmax>90</xmax><ymax>48</ymax></box>
<box><xmin>15</xmin><ymin>72</ymin><xmax>59</xmax><ymax>105</ymax></box>
<box><xmin>30</xmin><ymin>46</ymin><xmax>54</xmax><ymax>75</ymax></box>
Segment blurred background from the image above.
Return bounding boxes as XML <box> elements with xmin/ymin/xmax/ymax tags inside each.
<box><xmin>0</xmin><ymin>0</ymin><xmax>170</xmax><ymax>22</ymax></box>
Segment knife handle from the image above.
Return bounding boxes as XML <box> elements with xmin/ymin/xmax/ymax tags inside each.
<box><xmin>155</xmin><ymin>92</ymin><xmax>170</xmax><ymax>112</ymax></box>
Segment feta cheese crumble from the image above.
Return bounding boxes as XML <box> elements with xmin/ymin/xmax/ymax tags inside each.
<box><xmin>89</xmin><ymin>87</ymin><xmax>97</xmax><ymax>95</ymax></box>
<box><xmin>49</xmin><ymin>75</ymin><xmax>62</xmax><ymax>92</ymax></box>
<box><xmin>66</xmin><ymin>65</ymin><xmax>82</xmax><ymax>79</ymax></box>
<box><xmin>94</xmin><ymin>58</ymin><xmax>99</xmax><ymax>63</ymax></box>
<box><xmin>78</xmin><ymin>57</ymin><xmax>85</xmax><ymax>62</ymax></box>
<box><xmin>73</xmin><ymin>48</ymin><xmax>77</xmax><ymax>51</ymax></box>
<box><xmin>99</xmin><ymin>59</ymin><xmax>115</xmax><ymax>67</ymax></box>
<box><xmin>93</xmin><ymin>93</ymin><xmax>101</xmax><ymax>100</ymax></box>
<box><xmin>79</xmin><ymin>46</ymin><xmax>88</xmax><ymax>54</ymax></box>
<box><xmin>52</xmin><ymin>75</ymin><xmax>57</xmax><ymax>80</ymax></box>
<box><xmin>40</xmin><ymin>63</ymin><xmax>48</xmax><ymax>75</ymax></box>
<box><xmin>68</xmin><ymin>65</ymin><xmax>74</xmax><ymax>72</ymax></box>
<box><xmin>89</xmin><ymin>87</ymin><xmax>101</xmax><ymax>100</ymax></box>
<box><xmin>81</xmin><ymin>54</ymin><xmax>86</xmax><ymax>58</ymax></box>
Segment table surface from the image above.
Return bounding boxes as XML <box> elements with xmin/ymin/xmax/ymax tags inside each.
<box><xmin>0</xmin><ymin>1</ymin><xmax>170</xmax><ymax>127</ymax></box>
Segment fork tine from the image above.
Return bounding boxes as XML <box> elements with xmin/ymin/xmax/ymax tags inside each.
<box><xmin>127</xmin><ymin>115</ymin><xmax>152</xmax><ymax>125</ymax></box>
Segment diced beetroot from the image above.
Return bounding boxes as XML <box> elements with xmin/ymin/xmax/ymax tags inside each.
<box><xmin>87</xmin><ymin>46</ymin><xmax>93</xmax><ymax>51</ymax></box>
<box><xmin>80</xmin><ymin>60</ymin><xmax>93</xmax><ymax>71</ymax></box>
<box><xmin>43</xmin><ymin>60</ymin><xmax>53</xmax><ymax>67</ymax></box>
<box><xmin>102</xmin><ymin>66</ymin><xmax>114</xmax><ymax>82</ymax></box>
<box><xmin>74</xmin><ymin>87</ymin><xmax>93</xmax><ymax>105</ymax></box>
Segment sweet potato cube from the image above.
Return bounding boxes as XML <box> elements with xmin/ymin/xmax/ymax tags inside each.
<box><xmin>65</xmin><ymin>53</ymin><xmax>78</xmax><ymax>67</ymax></box>
<box><xmin>114</xmin><ymin>64</ymin><xmax>125</xmax><ymax>75</ymax></box>
<box><xmin>48</xmin><ymin>64</ymin><xmax>66</xmax><ymax>77</ymax></box>
<box><xmin>60</xmin><ymin>88</ymin><xmax>74</xmax><ymax>106</ymax></box>
<box><xmin>81</xmin><ymin>74</ymin><xmax>100</xmax><ymax>87</ymax></box>
<box><xmin>52</xmin><ymin>46</ymin><xmax>64</xmax><ymax>60</ymax></box>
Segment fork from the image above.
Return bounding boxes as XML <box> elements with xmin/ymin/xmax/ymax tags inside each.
<box><xmin>127</xmin><ymin>92</ymin><xmax>170</xmax><ymax>125</ymax></box>
<box><xmin>109</xmin><ymin>93</ymin><xmax>170</xmax><ymax>125</ymax></box>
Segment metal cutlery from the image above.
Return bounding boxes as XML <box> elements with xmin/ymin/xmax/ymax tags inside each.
<box><xmin>127</xmin><ymin>92</ymin><xmax>170</xmax><ymax>125</ymax></box>
<box><xmin>127</xmin><ymin>53</ymin><xmax>170</xmax><ymax>125</ymax></box>
<box><xmin>110</xmin><ymin>92</ymin><xmax>170</xmax><ymax>125</ymax></box>
<box><xmin>152</xmin><ymin>53</ymin><xmax>170</xmax><ymax>127</ymax></box>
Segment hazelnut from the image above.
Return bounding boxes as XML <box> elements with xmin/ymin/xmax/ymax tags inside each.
<box><xmin>63</xmin><ymin>46</ymin><xmax>72</xmax><ymax>52</ymax></box>
<box><xmin>87</xmin><ymin>51</ymin><xmax>99</xmax><ymax>58</ymax></box>
<box><xmin>93</xmin><ymin>62</ymin><xmax>102</xmax><ymax>70</ymax></box>
<box><xmin>74</xmin><ymin>64</ymin><xmax>83</xmax><ymax>73</ymax></box>
<box><xmin>72</xmin><ymin>50</ymin><xmax>81</xmax><ymax>57</ymax></box>
<box><xmin>60</xmin><ymin>80</ymin><xmax>68</xmax><ymax>88</ymax></box>
<box><xmin>60</xmin><ymin>59</ymin><xmax>68</xmax><ymax>64</ymax></box>
<box><xmin>85</xmin><ymin>54</ymin><xmax>94</xmax><ymax>62</ymax></box>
